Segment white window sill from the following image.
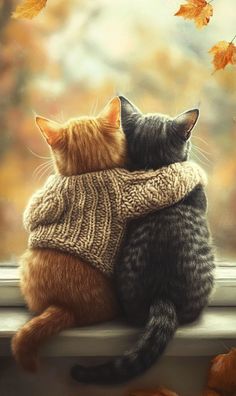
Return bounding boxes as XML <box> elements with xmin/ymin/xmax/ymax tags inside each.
<box><xmin>0</xmin><ymin>307</ymin><xmax>235</xmax><ymax>357</ymax></box>
<box><xmin>0</xmin><ymin>263</ymin><xmax>235</xmax><ymax>358</ymax></box>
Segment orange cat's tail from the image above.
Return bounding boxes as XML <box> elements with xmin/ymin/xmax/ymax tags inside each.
<box><xmin>11</xmin><ymin>305</ymin><xmax>76</xmax><ymax>372</ymax></box>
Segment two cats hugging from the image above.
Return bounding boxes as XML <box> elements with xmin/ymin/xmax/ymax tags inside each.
<box><xmin>12</xmin><ymin>96</ymin><xmax>214</xmax><ymax>384</ymax></box>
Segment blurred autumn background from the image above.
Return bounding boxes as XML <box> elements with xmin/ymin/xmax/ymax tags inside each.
<box><xmin>0</xmin><ymin>0</ymin><xmax>236</xmax><ymax>263</ymax></box>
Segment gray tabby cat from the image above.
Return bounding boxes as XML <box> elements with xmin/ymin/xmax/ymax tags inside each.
<box><xmin>71</xmin><ymin>96</ymin><xmax>215</xmax><ymax>384</ymax></box>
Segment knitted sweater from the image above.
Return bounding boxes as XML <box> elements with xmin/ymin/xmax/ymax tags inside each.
<box><xmin>24</xmin><ymin>162</ymin><xmax>206</xmax><ymax>276</ymax></box>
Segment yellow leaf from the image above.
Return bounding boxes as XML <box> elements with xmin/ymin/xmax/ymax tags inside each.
<box><xmin>12</xmin><ymin>0</ymin><xmax>47</xmax><ymax>19</ymax></box>
<box><xmin>209</xmin><ymin>40</ymin><xmax>236</xmax><ymax>72</ymax></box>
<box><xmin>194</xmin><ymin>3</ymin><xmax>213</xmax><ymax>28</ymax></box>
<box><xmin>175</xmin><ymin>0</ymin><xmax>213</xmax><ymax>29</ymax></box>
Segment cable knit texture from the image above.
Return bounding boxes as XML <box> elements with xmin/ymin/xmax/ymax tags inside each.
<box><xmin>24</xmin><ymin>162</ymin><xmax>206</xmax><ymax>276</ymax></box>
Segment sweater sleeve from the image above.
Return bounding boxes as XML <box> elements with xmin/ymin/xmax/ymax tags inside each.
<box><xmin>119</xmin><ymin>161</ymin><xmax>207</xmax><ymax>220</ymax></box>
<box><xmin>23</xmin><ymin>176</ymin><xmax>67</xmax><ymax>232</ymax></box>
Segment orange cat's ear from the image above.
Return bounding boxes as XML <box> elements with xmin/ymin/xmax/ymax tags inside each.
<box><xmin>35</xmin><ymin>116</ymin><xmax>62</xmax><ymax>146</ymax></box>
<box><xmin>98</xmin><ymin>97</ymin><xmax>121</xmax><ymax>129</ymax></box>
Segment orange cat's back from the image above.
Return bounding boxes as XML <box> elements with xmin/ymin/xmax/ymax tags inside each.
<box><xmin>20</xmin><ymin>248</ymin><xmax>120</xmax><ymax>325</ymax></box>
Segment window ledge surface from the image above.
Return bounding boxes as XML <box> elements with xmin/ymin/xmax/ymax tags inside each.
<box><xmin>0</xmin><ymin>307</ymin><xmax>235</xmax><ymax>357</ymax></box>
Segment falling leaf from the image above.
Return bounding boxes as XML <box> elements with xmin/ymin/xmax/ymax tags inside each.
<box><xmin>12</xmin><ymin>0</ymin><xmax>47</xmax><ymax>19</ymax></box>
<box><xmin>175</xmin><ymin>0</ymin><xmax>213</xmax><ymax>29</ymax></box>
<box><xmin>209</xmin><ymin>40</ymin><xmax>236</xmax><ymax>72</ymax></box>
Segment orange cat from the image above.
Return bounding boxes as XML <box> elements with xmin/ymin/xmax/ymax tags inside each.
<box><xmin>12</xmin><ymin>97</ymin><xmax>125</xmax><ymax>372</ymax></box>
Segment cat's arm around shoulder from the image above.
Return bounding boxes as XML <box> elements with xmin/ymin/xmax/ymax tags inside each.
<box><xmin>118</xmin><ymin>161</ymin><xmax>207</xmax><ymax>220</ymax></box>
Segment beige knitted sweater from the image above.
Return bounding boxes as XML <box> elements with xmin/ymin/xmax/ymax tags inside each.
<box><xmin>24</xmin><ymin>162</ymin><xmax>206</xmax><ymax>276</ymax></box>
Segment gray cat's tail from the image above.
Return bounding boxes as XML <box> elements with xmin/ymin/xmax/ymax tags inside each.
<box><xmin>71</xmin><ymin>299</ymin><xmax>177</xmax><ymax>384</ymax></box>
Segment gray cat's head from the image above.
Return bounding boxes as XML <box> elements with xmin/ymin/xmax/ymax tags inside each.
<box><xmin>119</xmin><ymin>96</ymin><xmax>199</xmax><ymax>170</ymax></box>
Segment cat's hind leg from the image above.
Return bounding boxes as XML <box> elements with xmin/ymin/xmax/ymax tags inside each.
<box><xmin>115</xmin><ymin>222</ymin><xmax>156</xmax><ymax>325</ymax></box>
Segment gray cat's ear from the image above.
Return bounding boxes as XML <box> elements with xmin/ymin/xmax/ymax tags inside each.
<box><xmin>119</xmin><ymin>96</ymin><xmax>142</xmax><ymax>119</ymax></box>
<box><xmin>173</xmin><ymin>109</ymin><xmax>199</xmax><ymax>140</ymax></box>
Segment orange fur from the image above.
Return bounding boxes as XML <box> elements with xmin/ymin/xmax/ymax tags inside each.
<box><xmin>203</xmin><ymin>348</ymin><xmax>236</xmax><ymax>396</ymax></box>
<box><xmin>12</xmin><ymin>97</ymin><xmax>126</xmax><ymax>371</ymax></box>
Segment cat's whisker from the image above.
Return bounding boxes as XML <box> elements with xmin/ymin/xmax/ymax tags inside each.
<box><xmin>90</xmin><ymin>97</ymin><xmax>99</xmax><ymax>117</ymax></box>
<box><xmin>33</xmin><ymin>160</ymin><xmax>53</xmax><ymax>170</ymax></box>
<box><xmin>57</xmin><ymin>110</ymin><xmax>65</xmax><ymax>123</ymax></box>
<box><xmin>33</xmin><ymin>161</ymin><xmax>54</xmax><ymax>181</ymax></box>
<box><xmin>192</xmin><ymin>146</ymin><xmax>212</xmax><ymax>164</ymax></box>
<box><xmin>191</xmin><ymin>143</ymin><xmax>212</xmax><ymax>156</ymax></box>
<box><xmin>190</xmin><ymin>150</ymin><xmax>207</xmax><ymax>165</ymax></box>
<box><xmin>196</xmin><ymin>146</ymin><xmax>212</xmax><ymax>156</ymax></box>
<box><xmin>33</xmin><ymin>160</ymin><xmax>53</xmax><ymax>179</ymax></box>
<box><xmin>33</xmin><ymin>163</ymin><xmax>50</xmax><ymax>180</ymax></box>
<box><xmin>38</xmin><ymin>168</ymin><xmax>53</xmax><ymax>181</ymax></box>
<box><xmin>191</xmin><ymin>143</ymin><xmax>211</xmax><ymax>159</ymax></box>
<box><xmin>192</xmin><ymin>135</ymin><xmax>210</xmax><ymax>146</ymax></box>
<box><xmin>190</xmin><ymin>150</ymin><xmax>210</xmax><ymax>168</ymax></box>
<box><xmin>27</xmin><ymin>147</ymin><xmax>51</xmax><ymax>159</ymax></box>
<box><xmin>34</xmin><ymin>168</ymin><xmax>52</xmax><ymax>183</ymax></box>
<box><xmin>36</xmin><ymin>164</ymin><xmax>54</xmax><ymax>183</ymax></box>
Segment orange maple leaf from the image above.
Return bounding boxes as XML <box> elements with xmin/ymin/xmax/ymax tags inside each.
<box><xmin>175</xmin><ymin>0</ymin><xmax>213</xmax><ymax>29</ymax></box>
<box><xmin>12</xmin><ymin>0</ymin><xmax>47</xmax><ymax>19</ymax></box>
<box><xmin>209</xmin><ymin>40</ymin><xmax>236</xmax><ymax>72</ymax></box>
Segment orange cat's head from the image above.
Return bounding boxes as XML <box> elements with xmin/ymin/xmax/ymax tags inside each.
<box><xmin>35</xmin><ymin>97</ymin><xmax>126</xmax><ymax>176</ymax></box>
